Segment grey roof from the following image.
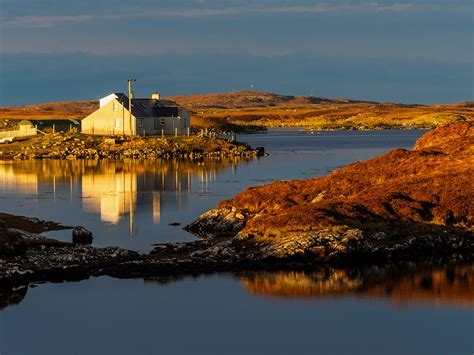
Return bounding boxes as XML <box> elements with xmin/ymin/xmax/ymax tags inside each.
<box><xmin>114</xmin><ymin>94</ymin><xmax>180</xmax><ymax>118</ymax></box>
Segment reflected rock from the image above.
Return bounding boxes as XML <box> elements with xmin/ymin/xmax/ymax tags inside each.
<box><xmin>0</xmin><ymin>286</ymin><xmax>28</xmax><ymax>310</ymax></box>
<box><xmin>241</xmin><ymin>264</ymin><xmax>474</xmax><ymax>307</ymax></box>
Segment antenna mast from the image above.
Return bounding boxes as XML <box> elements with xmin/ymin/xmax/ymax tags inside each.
<box><xmin>128</xmin><ymin>79</ymin><xmax>136</xmax><ymax>135</ymax></box>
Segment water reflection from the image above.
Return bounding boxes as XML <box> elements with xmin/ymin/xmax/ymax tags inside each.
<box><xmin>240</xmin><ymin>263</ymin><xmax>474</xmax><ymax>308</ymax></box>
<box><xmin>0</xmin><ymin>286</ymin><xmax>28</xmax><ymax>310</ymax></box>
<box><xmin>3</xmin><ymin>264</ymin><xmax>471</xmax><ymax>311</ymax></box>
<box><xmin>0</xmin><ymin>158</ymin><xmax>248</xmax><ymax>237</ymax></box>
<box><xmin>0</xmin><ymin>162</ymin><xmax>39</xmax><ymax>194</ymax></box>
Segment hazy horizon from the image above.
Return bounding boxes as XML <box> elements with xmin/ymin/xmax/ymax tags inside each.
<box><xmin>1</xmin><ymin>0</ymin><xmax>473</xmax><ymax>106</ymax></box>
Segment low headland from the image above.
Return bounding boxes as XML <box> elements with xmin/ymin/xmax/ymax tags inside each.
<box><xmin>0</xmin><ymin>132</ymin><xmax>264</xmax><ymax>160</ymax></box>
<box><xmin>1</xmin><ymin>120</ymin><xmax>472</xmax><ymax>291</ymax></box>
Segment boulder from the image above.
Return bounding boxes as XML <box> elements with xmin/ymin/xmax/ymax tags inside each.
<box><xmin>72</xmin><ymin>226</ymin><xmax>93</xmax><ymax>245</ymax></box>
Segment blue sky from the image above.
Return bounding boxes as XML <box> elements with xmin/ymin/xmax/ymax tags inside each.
<box><xmin>0</xmin><ymin>0</ymin><xmax>472</xmax><ymax>105</ymax></box>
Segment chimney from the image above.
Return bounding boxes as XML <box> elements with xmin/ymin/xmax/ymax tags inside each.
<box><xmin>151</xmin><ymin>92</ymin><xmax>160</xmax><ymax>100</ymax></box>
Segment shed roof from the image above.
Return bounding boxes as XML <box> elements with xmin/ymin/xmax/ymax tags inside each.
<box><xmin>16</xmin><ymin>119</ymin><xmax>80</xmax><ymax>127</ymax></box>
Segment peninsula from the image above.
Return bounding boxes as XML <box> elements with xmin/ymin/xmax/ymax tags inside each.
<box><xmin>0</xmin><ymin>133</ymin><xmax>263</xmax><ymax>160</ymax></box>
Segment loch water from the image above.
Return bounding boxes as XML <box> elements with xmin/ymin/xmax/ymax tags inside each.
<box><xmin>1</xmin><ymin>129</ymin><xmax>472</xmax><ymax>355</ymax></box>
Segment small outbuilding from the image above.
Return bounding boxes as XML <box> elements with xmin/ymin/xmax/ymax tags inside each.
<box><xmin>17</xmin><ymin>119</ymin><xmax>80</xmax><ymax>133</ymax></box>
<box><xmin>81</xmin><ymin>93</ymin><xmax>190</xmax><ymax>136</ymax></box>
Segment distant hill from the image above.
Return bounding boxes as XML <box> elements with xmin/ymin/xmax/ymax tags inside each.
<box><xmin>167</xmin><ymin>91</ymin><xmax>376</xmax><ymax>109</ymax></box>
<box><xmin>1</xmin><ymin>91</ymin><xmax>473</xmax><ymax>130</ymax></box>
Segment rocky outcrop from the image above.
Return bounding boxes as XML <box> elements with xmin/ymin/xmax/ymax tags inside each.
<box><xmin>0</xmin><ymin>132</ymin><xmax>264</xmax><ymax>160</ymax></box>
<box><xmin>185</xmin><ymin>121</ymin><xmax>474</xmax><ymax>262</ymax></box>
<box><xmin>0</xmin><ymin>212</ymin><xmax>67</xmax><ymax>234</ymax></box>
<box><xmin>0</xmin><ymin>226</ymin><xmax>139</xmax><ymax>286</ymax></box>
<box><xmin>185</xmin><ymin>207</ymin><xmax>247</xmax><ymax>238</ymax></box>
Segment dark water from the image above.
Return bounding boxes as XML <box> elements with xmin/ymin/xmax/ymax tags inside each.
<box><xmin>1</xmin><ymin>129</ymin><xmax>473</xmax><ymax>355</ymax></box>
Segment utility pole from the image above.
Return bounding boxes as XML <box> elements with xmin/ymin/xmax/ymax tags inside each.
<box><xmin>128</xmin><ymin>79</ymin><xmax>136</xmax><ymax>135</ymax></box>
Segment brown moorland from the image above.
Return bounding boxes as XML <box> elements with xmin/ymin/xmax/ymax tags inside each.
<box><xmin>169</xmin><ymin>91</ymin><xmax>474</xmax><ymax>130</ymax></box>
<box><xmin>1</xmin><ymin>91</ymin><xmax>473</xmax><ymax>130</ymax></box>
<box><xmin>217</xmin><ymin>120</ymin><xmax>473</xmax><ymax>240</ymax></box>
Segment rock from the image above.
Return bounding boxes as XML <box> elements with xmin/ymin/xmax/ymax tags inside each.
<box><xmin>168</xmin><ymin>222</ymin><xmax>181</xmax><ymax>226</ymax></box>
<box><xmin>185</xmin><ymin>207</ymin><xmax>247</xmax><ymax>238</ymax></box>
<box><xmin>72</xmin><ymin>226</ymin><xmax>93</xmax><ymax>245</ymax></box>
<box><xmin>0</xmin><ymin>229</ymin><xmax>27</xmax><ymax>257</ymax></box>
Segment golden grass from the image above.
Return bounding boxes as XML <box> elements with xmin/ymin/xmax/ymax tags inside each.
<box><xmin>1</xmin><ymin>92</ymin><xmax>473</xmax><ymax>130</ymax></box>
<box><xmin>191</xmin><ymin>104</ymin><xmax>473</xmax><ymax>130</ymax></box>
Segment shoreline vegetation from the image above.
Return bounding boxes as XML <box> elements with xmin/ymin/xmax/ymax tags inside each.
<box><xmin>0</xmin><ymin>133</ymin><xmax>264</xmax><ymax>160</ymax></box>
<box><xmin>1</xmin><ymin>91</ymin><xmax>473</xmax><ymax>133</ymax></box>
<box><xmin>1</xmin><ymin>121</ymin><xmax>472</xmax><ymax>294</ymax></box>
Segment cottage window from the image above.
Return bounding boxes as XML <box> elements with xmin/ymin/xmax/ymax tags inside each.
<box><xmin>113</xmin><ymin>102</ymin><xmax>118</xmax><ymax>111</ymax></box>
<box><xmin>160</xmin><ymin>119</ymin><xmax>165</xmax><ymax>125</ymax></box>
<box><xmin>115</xmin><ymin>118</ymin><xmax>120</xmax><ymax>128</ymax></box>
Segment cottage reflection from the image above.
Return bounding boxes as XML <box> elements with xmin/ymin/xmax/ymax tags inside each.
<box><xmin>82</xmin><ymin>168</ymin><xmax>137</xmax><ymax>224</ymax></box>
<box><xmin>0</xmin><ymin>161</ymin><xmax>38</xmax><ymax>194</ymax></box>
<box><xmin>0</xmin><ymin>158</ymin><xmax>246</xmax><ymax>230</ymax></box>
<box><xmin>80</xmin><ymin>160</ymin><xmax>220</xmax><ymax>226</ymax></box>
<box><xmin>0</xmin><ymin>160</ymin><xmax>88</xmax><ymax>195</ymax></box>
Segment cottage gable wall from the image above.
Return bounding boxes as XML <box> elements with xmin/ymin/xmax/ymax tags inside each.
<box><xmin>82</xmin><ymin>99</ymin><xmax>136</xmax><ymax>135</ymax></box>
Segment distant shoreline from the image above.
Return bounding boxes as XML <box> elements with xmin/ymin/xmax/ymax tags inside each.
<box><xmin>1</xmin><ymin>91</ymin><xmax>472</xmax><ymax>132</ymax></box>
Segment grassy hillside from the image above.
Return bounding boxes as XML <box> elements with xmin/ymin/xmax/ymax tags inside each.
<box><xmin>168</xmin><ymin>92</ymin><xmax>474</xmax><ymax>130</ymax></box>
<box><xmin>1</xmin><ymin>91</ymin><xmax>473</xmax><ymax>131</ymax></box>
<box><xmin>217</xmin><ymin>120</ymin><xmax>474</xmax><ymax>239</ymax></box>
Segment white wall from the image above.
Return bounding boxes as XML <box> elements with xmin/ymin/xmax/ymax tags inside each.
<box><xmin>82</xmin><ymin>99</ymin><xmax>136</xmax><ymax>135</ymax></box>
<box><xmin>99</xmin><ymin>93</ymin><xmax>119</xmax><ymax>108</ymax></box>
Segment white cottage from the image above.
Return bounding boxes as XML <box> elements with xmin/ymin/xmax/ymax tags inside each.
<box><xmin>81</xmin><ymin>92</ymin><xmax>190</xmax><ymax>136</ymax></box>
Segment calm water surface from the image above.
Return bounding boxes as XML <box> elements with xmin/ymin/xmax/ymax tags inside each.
<box><xmin>1</xmin><ymin>129</ymin><xmax>473</xmax><ymax>355</ymax></box>
<box><xmin>0</xmin><ymin>129</ymin><xmax>427</xmax><ymax>252</ymax></box>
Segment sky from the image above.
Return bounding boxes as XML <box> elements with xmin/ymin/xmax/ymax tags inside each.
<box><xmin>0</xmin><ymin>0</ymin><xmax>472</xmax><ymax>106</ymax></box>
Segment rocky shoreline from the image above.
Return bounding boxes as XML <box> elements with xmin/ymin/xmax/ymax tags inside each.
<box><xmin>1</xmin><ymin>210</ymin><xmax>472</xmax><ymax>290</ymax></box>
<box><xmin>0</xmin><ymin>132</ymin><xmax>265</xmax><ymax>160</ymax></box>
<box><xmin>1</xmin><ymin>121</ymin><xmax>473</xmax><ymax>296</ymax></box>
